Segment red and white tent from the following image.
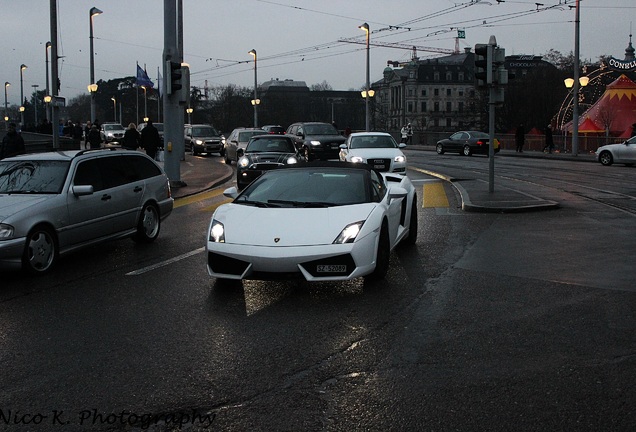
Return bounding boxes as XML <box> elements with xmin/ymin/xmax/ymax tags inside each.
<box><xmin>577</xmin><ymin>74</ymin><xmax>636</xmax><ymax>135</ymax></box>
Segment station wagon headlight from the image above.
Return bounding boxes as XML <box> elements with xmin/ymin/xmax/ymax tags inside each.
<box><xmin>395</xmin><ymin>155</ymin><xmax>406</xmax><ymax>163</ymax></box>
<box><xmin>286</xmin><ymin>156</ymin><xmax>298</xmax><ymax>164</ymax></box>
<box><xmin>238</xmin><ymin>156</ymin><xmax>250</xmax><ymax>168</ymax></box>
<box><xmin>310</xmin><ymin>140</ymin><xmax>321</xmax><ymax>146</ymax></box>
<box><xmin>0</xmin><ymin>224</ymin><xmax>14</xmax><ymax>238</ymax></box>
<box><xmin>350</xmin><ymin>156</ymin><xmax>364</xmax><ymax>163</ymax></box>
<box><xmin>209</xmin><ymin>220</ymin><xmax>225</xmax><ymax>243</ymax></box>
<box><xmin>333</xmin><ymin>221</ymin><xmax>364</xmax><ymax>244</ymax></box>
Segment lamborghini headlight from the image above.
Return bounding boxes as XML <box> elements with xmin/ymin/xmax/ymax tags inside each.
<box><xmin>209</xmin><ymin>220</ymin><xmax>225</xmax><ymax>243</ymax></box>
<box><xmin>333</xmin><ymin>221</ymin><xmax>364</xmax><ymax>244</ymax></box>
<box><xmin>351</xmin><ymin>156</ymin><xmax>364</xmax><ymax>163</ymax></box>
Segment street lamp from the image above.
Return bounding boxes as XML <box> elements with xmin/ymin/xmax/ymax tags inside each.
<box><xmin>89</xmin><ymin>6</ymin><xmax>103</xmax><ymax>123</ymax></box>
<box><xmin>111</xmin><ymin>97</ymin><xmax>116</xmax><ymax>123</ymax></box>
<box><xmin>32</xmin><ymin>84</ymin><xmax>39</xmax><ymax>125</ymax></box>
<box><xmin>141</xmin><ymin>86</ymin><xmax>148</xmax><ymax>121</ymax></box>
<box><xmin>19</xmin><ymin>64</ymin><xmax>27</xmax><ymax>126</ymax></box>
<box><xmin>571</xmin><ymin>0</ymin><xmax>581</xmax><ymax>155</ymax></box>
<box><xmin>359</xmin><ymin>22</ymin><xmax>371</xmax><ymax>131</ymax></box>
<box><xmin>45</xmin><ymin>41</ymin><xmax>51</xmax><ymax>121</ymax></box>
<box><xmin>564</xmin><ymin>75</ymin><xmax>589</xmax><ymax>152</ymax></box>
<box><xmin>4</xmin><ymin>82</ymin><xmax>9</xmax><ymax>128</ymax></box>
<box><xmin>248</xmin><ymin>49</ymin><xmax>258</xmax><ymax>128</ymax></box>
<box><xmin>186</xmin><ymin>107</ymin><xmax>193</xmax><ymax>124</ymax></box>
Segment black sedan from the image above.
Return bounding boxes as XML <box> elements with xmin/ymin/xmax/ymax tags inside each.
<box><xmin>436</xmin><ymin>131</ymin><xmax>500</xmax><ymax>156</ymax></box>
<box><xmin>236</xmin><ymin>135</ymin><xmax>301</xmax><ymax>190</ymax></box>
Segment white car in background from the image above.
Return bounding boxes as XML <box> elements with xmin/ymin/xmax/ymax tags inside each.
<box><xmin>595</xmin><ymin>135</ymin><xmax>636</xmax><ymax>166</ymax></box>
<box><xmin>339</xmin><ymin>132</ymin><xmax>407</xmax><ymax>173</ymax></box>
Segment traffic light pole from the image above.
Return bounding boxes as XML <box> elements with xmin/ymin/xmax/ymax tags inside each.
<box><xmin>475</xmin><ymin>36</ymin><xmax>507</xmax><ymax>193</ymax></box>
<box><xmin>163</xmin><ymin>0</ymin><xmax>185</xmax><ymax>187</ymax></box>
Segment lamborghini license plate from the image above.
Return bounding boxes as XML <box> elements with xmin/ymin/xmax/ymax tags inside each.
<box><xmin>317</xmin><ymin>264</ymin><xmax>346</xmax><ymax>273</ymax></box>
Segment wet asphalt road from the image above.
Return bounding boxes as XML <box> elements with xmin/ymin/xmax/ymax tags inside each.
<box><xmin>0</xmin><ymin>154</ymin><xmax>634</xmax><ymax>431</ymax></box>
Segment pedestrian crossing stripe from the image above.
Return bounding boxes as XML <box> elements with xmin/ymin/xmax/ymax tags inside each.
<box><xmin>423</xmin><ymin>182</ymin><xmax>450</xmax><ymax>208</ymax></box>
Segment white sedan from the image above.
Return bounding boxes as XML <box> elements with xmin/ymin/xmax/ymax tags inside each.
<box><xmin>595</xmin><ymin>136</ymin><xmax>636</xmax><ymax>166</ymax></box>
<box><xmin>339</xmin><ymin>132</ymin><xmax>407</xmax><ymax>173</ymax></box>
<box><xmin>206</xmin><ymin>161</ymin><xmax>418</xmax><ymax>282</ymax></box>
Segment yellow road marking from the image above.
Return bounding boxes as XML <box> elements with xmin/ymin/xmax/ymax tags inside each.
<box><xmin>423</xmin><ymin>182</ymin><xmax>450</xmax><ymax>208</ymax></box>
<box><xmin>201</xmin><ymin>198</ymin><xmax>232</xmax><ymax>212</ymax></box>
<box><xmin>174</xmin><ymin>188</ymin><xmax>226</xmax><ymax>208</ymax></box>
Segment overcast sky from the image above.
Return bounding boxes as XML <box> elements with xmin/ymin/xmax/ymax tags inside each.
<box><xmin>2</xmin><ymin>0</ymin><xmax>635</xmax><ymax>108</ymax></box>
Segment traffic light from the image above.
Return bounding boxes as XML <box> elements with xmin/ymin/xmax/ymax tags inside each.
<box><xmin>474</xmin><ymin>43</ymin><xmax>493</xmax><ymax>88</ymax></box>
<box><xmin>492</xmin><ymin>47</ymin><xmax>507</xmax><ymax>85</ymax></box>
<box><xmin>166</xmin><ymin>61</ymin><xmax>182</xmax><ymax>95</ymax></box>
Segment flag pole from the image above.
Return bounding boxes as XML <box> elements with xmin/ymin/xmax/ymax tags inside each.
<box><xmin>136</xmin><ymin>61</ymin><xmax>139</xmax><ymax>126</ymax></box>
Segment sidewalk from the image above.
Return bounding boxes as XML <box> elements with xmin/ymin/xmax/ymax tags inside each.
<box><xmin>410</xmin><ymin>146</ymin><xmax>596</xmax><ymax>212</ymax></box>
<box><xmin>164</xmin><ymin>148</ymin><xmax>596</xmax><ymax>212</ymax></box>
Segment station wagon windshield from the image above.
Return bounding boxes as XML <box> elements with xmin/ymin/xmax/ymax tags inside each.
<box><xmin>0</xmin><ymin>160</ymin><xmax>70</xmax><ymax>194</ymax></box>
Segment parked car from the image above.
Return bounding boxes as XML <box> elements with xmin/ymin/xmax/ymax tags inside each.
<box><xmin>100</xmin><ymin>123</ymin><xmax>126</xmax><ymax>143</ymax></box>
<box><xmin>261</xmin><ymin>125</ymin><xmax>286</xmax><ymax>134</ymax></box>
<box><xmin>0</xmin><ymin>149</ymin><xmax>173</xmax><ymax>274</ymax></box>
<box><xmin>206</xmin><ymin>161</ymin><xmax>418</xmax><ymax>283</ymax></box>
<box><xmin>339</xmin><ymin>132</ymin><xmax>407</xmax><ymax>173</ymax></box>
<box><xmin>435</xmin><ymin>131</ymin><xmax>500</xmax><ymax>156</ymax></box>
<box><xmin>286</xmin><ymin>122</ymin><xmax>346</xmax><ymax>161</ymax></box>
<box><xmin>236</xmin><ymin>134</ymin><xmax>301</xmax><ymax>190</ymax></box>
<box><xmin>223</xmin><ymin>127</ymin><xmax>265</xmax><ymax>165</ymax></box>
<box><xmin>138</xmin><ymin>122</ymin><xmax>165</xmax><ymax>147</ymax></box>
<box><xmin>595</xmin><ymin>135</ymin><xmax>636</xmax><ymax>166</ymax></box>
<box><xmin>184</xmin><ymin>124</ymin><xmax>224</xmax><ymax>156</ymax></box>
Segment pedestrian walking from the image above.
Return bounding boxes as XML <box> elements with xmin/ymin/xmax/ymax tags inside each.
<box><xmin>122</xmin><ymin>123</ymin><xmax>140</xmax><ymax>150</ymax></box>
<box><xmin>400</xmin><ymin>124</ymin><xmax>408</xmax><ymax>143</ymax></box>
<box><xmin>0</xmin><ymin>123</ymin><xmax>26</xmax><ymax>159</ymax></box>
<box><xmin>515</xmin><ymin>124</ymin><xmax>525</xmax><ymax>152</ymax></box>
<box><xmin>406</xmin><ymin>123</ymin><xmax>413</xmax><ymax>145</ymax></box>
<box><xmin>543</xmin><ymin>124</ymin><xmax>554</xmax><ymax>153</ymax></box>
<box><xmin>72</xmin><ymin>122</ymin><xmax>83</xmax><ymax>149</ymax></box>
<box><xmin>140</xmin><ymin>119</ymin><xmax>161</xmax><ymax>160</ymax></box>
<box><xmin>87</xmin><ymin>124</ymin><xmax>102</xmax><ymax>149</ymax></box>
<box><xmin>84</xmin><ymin>121</ymin><xmax>92</xmax><ymax>149</ymax></box>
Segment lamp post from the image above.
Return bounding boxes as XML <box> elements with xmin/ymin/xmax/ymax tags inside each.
<box><xmin>111</xmin><ymin>97</ymin><xmax>116</xmax><ymax>123</ymax></box>
<box><xmin>571</xmin><ymin>0</ymin><xmax>581</xmax><ymax>155</ymax></box>
<box><xmin>4</xmin><ymin>82</ymin><xmax>9</xmax><ymax>129</ymax></box>
<box><xmin>19</xmin><ymin>64</ymin><xmax>27</xmax><ymax>126</ymax></box>
<box><xmin>564</xmin><ymin>75</ymin><xmax>589</xmax><ymax>153</ymax></box>
<box><xmin>141</xmin><ymin>86</ymin><xmax>148</xmax><ymax>121</ymax></box>
<box><xmin>248</xmin><ymin>49</ymin><xmax>258</xmax><ymax>128</ymax></box>
<box><xmin>186</xmin><ymin>107</ymin><xmax>193</xmax><ymax>124</ymax></box>
<box><xmin>359</xmin><ymin>22</ymin><xmax>371</xmax><ymax>131</ymax></box>
<box><xmin>89</xmin><ymin>6</ymin><xmax>102</xmax><ymax>123</ymax></box>
<box><xmin>45</xmin><ymin>42</ymin><xmax>51</xmax><ymax>122</ymax></box>
<box><xmin>32</xmin><ymin>84</ymin><xmax>39</xmax><ymax>125</ymax></box>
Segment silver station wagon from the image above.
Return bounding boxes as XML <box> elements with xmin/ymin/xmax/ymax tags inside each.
<box><xmin>0</xmin><ymin>149</ymin><xmax>173</xmax><ymax>273</ymax></box>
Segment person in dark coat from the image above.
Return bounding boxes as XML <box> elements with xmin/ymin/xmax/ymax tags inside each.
<box><xmin>140</xmin><ymin>119</ymin><xmax>161</xmax><ymax>160</ymax></box>
<box><xmin>87</xmin><ymin>124</ymin><xmax>102</xmax><ymax>149</ymax></box>
<box><xmin>122</xmin><ymin>123</ymin><xmax>140</xmax><ymax>150</ymax></box>
<box><xmin>631</xmin><ymin>123</ymin><xmax>636</xmax><ymax>138</ymax></box>
<box><xmin>0</xmin><ymin>123</ymin><xmax>26</xmax><ymax>159</ymax></box>
<box><xmin>543</xmin><ymin>124</ymin><xmax>554</xmax><ymax>153</ymax></box>
<box><xmin>515</xmin><ymin>124</ymin><xmax>525</xmax><ymax>153</ymax></box>
<box><xmin>72</xmin><ymin>122</ymin><xmax>83</xmax><ymax>148</ymax></box>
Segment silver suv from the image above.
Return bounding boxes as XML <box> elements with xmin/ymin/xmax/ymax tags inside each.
<box><xmin>0</xmin><ymin>149</ymin><xmax>173</xmax><ymax>273</ymax></box>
